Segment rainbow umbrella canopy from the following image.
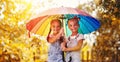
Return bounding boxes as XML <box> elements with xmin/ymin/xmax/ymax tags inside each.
<box><xmin>26</xmin><ymin>7</ymin><xmax>100</xmax><ymax>37</ymax></box>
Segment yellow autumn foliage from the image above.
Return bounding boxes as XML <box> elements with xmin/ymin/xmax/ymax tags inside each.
<box><xmin>0</xmin><ymin>0</ymin><xmax>48</xmax><ymax>62</ymax></box>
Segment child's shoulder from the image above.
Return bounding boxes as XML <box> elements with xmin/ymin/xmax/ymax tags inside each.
<box><xmin>78</xmin><ymin>34</ymin><xmax>84</xmax><ymax>37</ymax></box>
<box><xmin>77</xmin><ymin>34</ymin><xmax>84</xmax><ymax>40</ymax></box>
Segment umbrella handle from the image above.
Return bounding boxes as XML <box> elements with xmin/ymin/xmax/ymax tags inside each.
<box><xmin>62</xmin><ymin>19</ymin><xmax>68</xmax><ymax>37</ymax></box>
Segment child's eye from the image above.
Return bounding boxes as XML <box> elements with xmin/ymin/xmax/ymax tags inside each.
<box><xmin>70</xmin><ymin>24</ymin><xmax>72</xmax><ymax>27</ymax></box>
<box><xmin>52</xmin><ymin>26</ymin><xmax>55</xmax><ymax>28</ymax></box>
<box><xmin>75</xmin><ymin>24</ymin><xmax>78</xmax><ymax>26</ymax></box>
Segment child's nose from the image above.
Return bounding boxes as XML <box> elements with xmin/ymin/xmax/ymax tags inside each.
<box><xmin>71</xmin><ymin>26</ymin><xmax>75</xmax><ymax>29</ymax></box>
<box><xmin>55</xmin><ymin>27</ymin><xmax>59</xmax><ymax>30</ymax></box>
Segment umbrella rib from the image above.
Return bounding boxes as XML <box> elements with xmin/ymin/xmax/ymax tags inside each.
<box><xmin>86</xmin><ymin>17</ymin><xmax>100</xmax><ymax>30</ymax></box>
<box><xmin>40</xmin><ymin>15</ymin><xmax>60</xmax><ymax>36</ymax></box>
<box><xmin>40</xmin><ymin>16</ymin><xmax>52</xmax><ymax>36</ymax></box>
<box><xmin>79</xmin><ymin>15</ymin><xmax>92</xmax><ymax>34</ymax></box>
<box><xmin>80</xmin><ymin>19</ymin><xmax>91</xmax><ymax>34</ymax></box>
<box><xmin>82</xmin><ymin>16</ymin><xmax>98</xmax><ymax>32</ymax></box>
<box><xmin>41</xmin><ymin>20</ymin><xmax>50</xmax><ymax>36</ymax></box>
<box><xmin>30</xmin><ymin>16</ymin><xmax>47</xmax><ymax>33</ymax></box>
<box><xmin>33</xmin><ymin>16</ymin><xmax>49</xmax><ymax>34</ymax></box>
<box><xmin>79</xmin><ymin>28</ymin><xmax>84</xmax><ymax>34</ymax></box>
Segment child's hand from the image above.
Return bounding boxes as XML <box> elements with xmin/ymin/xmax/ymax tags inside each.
<box><xmin>61</xmin><ymin>42</ymin><xmax>65</xmax><ymax>49</ymax></box>
<box><xmin>56</xmin><ymin>28</ymin><xmax>64</xmax><ymax>39</ymax></box>
<box><xmin>59</xmin><ymin>28</ymin><xmax>64</xmax><ymax>35</ymax></box>
<box><xmin>62</xmin><ymin>46</ymin><xmax>67</xmax><ymax>51</ymax></box>
<box><xmin>61</xmin><ymin>42</ymin><xmax>67</xmax><ymax>51</ymax></box>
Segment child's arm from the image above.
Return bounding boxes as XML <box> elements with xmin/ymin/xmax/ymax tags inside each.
<box><xmin>63</xmin><ymin>39</ymin><xmax>83</xmax><ymax>51</ymax></box>
<box><xmin>61</xmin><ymin>38</ymin><xmax>67</xmax><ymax>49</ymax></box>
<box><xmin>48</xmin><ymin>33</ymin><xmax>61</xmax><ymax>44</ymax></box>
<box><xmin>48</xmin><ymin>28</ymin><xmax>64</xmax><ymax>44</ymax></box>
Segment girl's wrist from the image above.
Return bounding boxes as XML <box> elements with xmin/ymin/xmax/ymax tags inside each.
<box><xmin>66</xmin><ymin>48</ymin><xmax>69</xmax><ymax>51</ymax></box>
<box><xmin>64</xmin><ymin>48</ymin><xmax>69</xmax><ymax>51</ymax></box>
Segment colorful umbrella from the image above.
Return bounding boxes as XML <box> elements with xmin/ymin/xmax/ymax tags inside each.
<box><xmin>26</xmin><ymin>7</ymin><xmax>100</xmax><ymax>37</ymax></box>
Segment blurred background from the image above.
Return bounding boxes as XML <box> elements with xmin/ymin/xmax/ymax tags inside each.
<box><xmin>0</xmin><ymin>0</ymin><xmax>120</xmax><ymax>62</ymax></box>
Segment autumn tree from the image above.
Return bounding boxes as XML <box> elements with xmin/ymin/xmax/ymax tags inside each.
<box><xmin>92</xmin><ymin>0</ymin><xmax>120</xmax><ymax>61</ymax></box>
<box><xmin>0</xmin><ymin>0</ymin><xmax>48</xmax><ymax>62</ymax></box>
<box><xmin>78</xmin><ymin>0</ymin><xmax>120</xmax><ymax>61</ymax></box>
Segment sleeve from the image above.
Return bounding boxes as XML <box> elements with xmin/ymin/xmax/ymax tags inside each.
<box><xmin>77</xmin><ymin>34</ymin><xmax>84</xmax><ymax>41</ymax></box>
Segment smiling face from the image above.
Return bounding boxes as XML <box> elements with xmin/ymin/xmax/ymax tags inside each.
<box><xmin>50</xmin><ymin>19</ymin><xmax>61</xmax><ymax>35</ymax></box>
<box><xmin>68</xmin><ymin>19</ymin><xmax>79</xmax><ymax>34</ymax></box>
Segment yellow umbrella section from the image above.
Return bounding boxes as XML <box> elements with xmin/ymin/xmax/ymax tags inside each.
<box><xmin>35</xmin><ymin>15</ymin><xmax>66</xmax><ymax>36</ymax></box>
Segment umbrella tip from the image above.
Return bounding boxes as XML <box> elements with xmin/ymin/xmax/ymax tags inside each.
<box><xmin>28</xmin><ymin>31</ymin><xmax>30</xmax><ymax>38</ymax></box>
